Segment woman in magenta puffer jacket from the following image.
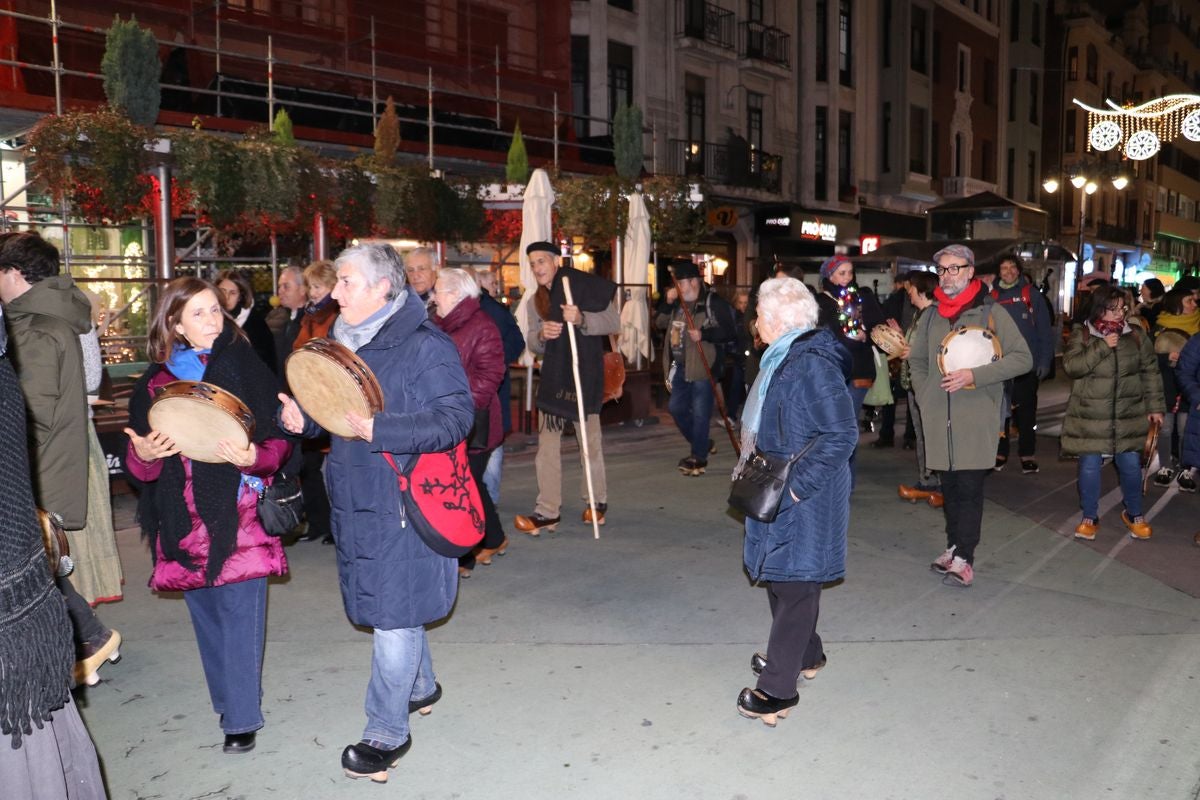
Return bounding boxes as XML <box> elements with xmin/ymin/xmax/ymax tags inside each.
<box><xmin>125</xmin><ymin>277</ymin><xmax>291</xmax><ymax>756</ymax></box>
<box><xmin>431</xmin><ymin>267</ymin><xmax>508</xmax><ymax>576</ymax></box>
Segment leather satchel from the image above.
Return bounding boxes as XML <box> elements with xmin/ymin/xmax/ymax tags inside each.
<box><xmin>257</xmin><ymin>472</ymin><xmax>304</xmax><ymax>537</ymax></box>
<box><xmin>728</xmin><ymin>438</ymin><xmax>817</xmax><ymax>523</ymax></box>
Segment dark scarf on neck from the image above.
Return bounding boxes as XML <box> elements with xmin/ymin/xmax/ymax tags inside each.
<box><xmin>128</xmin><ymin>324</ymin><xmax>282</xmax><ymax>585</ymax></box>
<box><xmin>534</xmin><ymin>266</ymin><xmax>616</xmax><ymax>425</ymax></box>
<box><xmin>935</xmin><ymin>279</ymin><xmax>984</xmax><ymax>323</ymax></box>
<box><xmin>0</xmin><ymin>357</ymin><xmax>72</xmax><ymax>747</ymax></box>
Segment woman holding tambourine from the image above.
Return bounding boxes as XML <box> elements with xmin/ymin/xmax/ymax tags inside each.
<box><xmin>123</xmin><ymin>277</ymin><xmax>293</xmax><ymax>755</ymax></box>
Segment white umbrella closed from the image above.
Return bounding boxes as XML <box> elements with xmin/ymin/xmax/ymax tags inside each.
<box><xmin>515</xmin><ymin>168</ymin><xmax>555</xmax><ymax>367</ymax></box>
<box><xmin>619</xmin><ymin>191</ymin><xmax>653</xmax><ymax>365</ymax></box>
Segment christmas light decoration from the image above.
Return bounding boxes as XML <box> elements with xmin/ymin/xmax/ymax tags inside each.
<box><xmin>1076</xmin><ymin>94</ymin><xmax>1200</xmax><ymax>161</ymax></box>
<box><xmin>834</xmin><ymin>285</ymin><xmax>864</xmax><ymax>339</ymax></box>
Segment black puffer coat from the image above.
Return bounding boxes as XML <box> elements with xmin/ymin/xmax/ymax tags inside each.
<box><xmin>1061</xmin><ymin>322</ymin><xmax>1164</xmax><ymax>456</ymax></box>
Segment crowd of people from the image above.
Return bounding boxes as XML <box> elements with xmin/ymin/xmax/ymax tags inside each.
<box><xmin>4</xmin><ymin>226</ymin><xmax>1199</xmax><ymax>794</ymax></box>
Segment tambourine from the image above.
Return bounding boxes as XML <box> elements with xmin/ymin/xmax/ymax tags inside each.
<box><xmin>937</xmin><ymin>326</ymin><xmax>1003</xmax><ymax>390</ymax></box>
<box><xmin>38</xmin><ymin>509</ymin><xmax>73</xmax><ymax>578</ymax></box>
<box><xmin>1153</xmin><ymin>328</ymin><xmax>1189</xmax><ymax>356</ymax></box>
<box><xmin>148</xmin><ymin>381</ymin><xmax>254</xmax><ymax>463</ymax></box>
<box><xmin>870</xmin><ymin>325</ymin><xmax>908</xmax><ymax>358</ymax></box>
<box><xmin>1142</xmin><ymin>418</ymin><xmax>1162</xmax><ymax>493</ymax></box>
<box><xmin>286</xmin><ymin>338</ymin><xmax>384</xmax><ymax>439</ymax></box>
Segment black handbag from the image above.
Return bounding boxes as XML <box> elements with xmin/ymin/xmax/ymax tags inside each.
<box><xmin>467</xmin><ymin>407</ymin><xmax>490</xmax><ymax>450</ymax></box>
<box><xmin>257</xmin><ymin>472</ymin><xmax>304</xmax><ymax>537</ymax></box>
<box><xmin>728</xmin><ymin>437</ymin><xmax>817</xmax><ymax>523</ymax></box>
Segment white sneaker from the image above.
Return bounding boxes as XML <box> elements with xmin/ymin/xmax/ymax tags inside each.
<box><xmin>1153</xmin><ymin>467</ymin><xmax>1175</xmax><ymax>488</ymax></box>
<box><xmin>930</xmin><ymin>546</ymin><xmax>956</xmax><ymax>574</ymax></box>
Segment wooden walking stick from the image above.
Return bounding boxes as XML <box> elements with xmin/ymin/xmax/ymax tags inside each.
<box><xmin>561</xmin><ymin>276</ymin><xmax>601</xmax><ymax>540</ymax></box>
<box><xmin>669</xmin><ymin>270</ymin><xmax>741</xmax><ymax>453</ymax></box>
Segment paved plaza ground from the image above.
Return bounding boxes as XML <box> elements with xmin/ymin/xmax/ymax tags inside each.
<box><xmin>77</xmin><ymin>378</ymin><xmax>1200</xmax><ymax>799</ymax></box>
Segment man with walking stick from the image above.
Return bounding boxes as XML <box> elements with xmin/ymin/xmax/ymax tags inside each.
<box><xmin>656</xmin><ymin>260</ymin><xmax>738</xmax><ymax>476</ymax></box>
<box><xmin>514</xmin><ymin>242</ymin><xmax>619</xmax><ymax>535</ymax></box>
<box><xmin>908</xmin><ymin>245</ymin><xmax>1031</xmax><ymax>587</ymax></box>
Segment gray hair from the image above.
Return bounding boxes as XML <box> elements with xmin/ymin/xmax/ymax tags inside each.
<box><xmin>408</xmin><ymin>246</ymin><xmax>440</xmax><ymax>269</ymax></box>
<box><xmin>279</xmin><ymin>264</ymin><xmax>303</xmax><ymax>281</ymax></box>
<box><xmin>436</xmin><ymin>267</ymin><xmax>481</xmax><ymax>305</ymax></box>
<box><xmin>756</xmin><ymin>276</ymin><xmax>819</xmax><ymax>335</ymax></box>
<box><xmin>334</xmin><ymin>243</ymin><xmax>407</xmax><ymax>300</ymax></box>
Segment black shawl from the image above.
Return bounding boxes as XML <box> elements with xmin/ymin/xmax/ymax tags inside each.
<box><xmin>536</xmin><ymin>266</ymin><xmax>616</xmax><ymax>422</ymax></box>
<box><xmin>128</xmin><ymin>324</ymin><xmax>282</xmax><ymax>585</ymax></box>
<box><xmin>0</xmin><ymin>356</ymin><xmax>72</xmax><ymax>748</ymax></box>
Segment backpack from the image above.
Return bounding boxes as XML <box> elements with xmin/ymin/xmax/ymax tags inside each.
<box><xmin>382</xmin><ymin>442</ymin><xmax>485</xmax><ymax>558</ymax></box>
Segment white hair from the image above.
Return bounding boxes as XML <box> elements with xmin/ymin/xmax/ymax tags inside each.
<box><xmin>436</xmin><ymin>267</ymin><xmax>481</xmax><ymax>305</ymax></box>
<box><xmin>408</xmin><ymin>246</ymin><xmax>441</xmax><ymax>268</ymax></box>
<box><xmin>756</xmin><ymin>276</ymin><xmax>819</xmax><ymax>334</ymax></box>
<box><xmin>335</xmin><ymin>243</ymin><xmax>406</xmax><ymax>300</ymax></box>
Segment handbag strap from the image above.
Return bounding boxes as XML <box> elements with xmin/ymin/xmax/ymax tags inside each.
<box><xmin>381</xmin><ymin>452</ymin><xmax>409</xmax><ymax>491</ymax></box>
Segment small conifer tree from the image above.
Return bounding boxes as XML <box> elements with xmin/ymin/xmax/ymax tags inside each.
<box><xmin>506</xmin><ymin>121</ymin><xmax>530</xmax><ymax>184</ymax></box>
<box><xmin>612</xmin><ymin>103</ymin><xmax>644</xmax><ymax>180</ymax></box>
<box><xmin>101</xmin><ymin>16</ymin><xmax>161</xmax><ymax>127</ymax></box>
<box><xmin>374</xmin><ymin>97</ymin><xmax>400</xmax><ymax>167</ymax></box>
<box><xmin>273</xmin><ymin>108</ymin><xmax>295</xmax><ymax>145</ymax></box>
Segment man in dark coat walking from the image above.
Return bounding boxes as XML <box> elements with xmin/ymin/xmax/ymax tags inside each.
<box><xmin>279</xmin><ymin>243</ymin><xmax>474</xmax><ymax>783</ymax></box>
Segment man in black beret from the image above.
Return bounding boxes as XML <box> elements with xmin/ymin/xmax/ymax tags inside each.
<box><xmin>655</xmin><ymin>260</ymin><xmax>737</xmax><ymax>475</ymax></box>
<box><xmin>514</xmin><ymin>242</ymin><xmax>619</xmax><ymax>534</ymax></box>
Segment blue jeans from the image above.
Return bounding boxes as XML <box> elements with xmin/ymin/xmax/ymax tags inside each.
<box><xmin>184</xmin><ymin>577</ymin><xmax>267</xmax><ymax>735</ymax></box>
<box><xmin>669</xmin><ymin>365</ymin><xmax>715</xmax><ymax>460</ymax></box>
<box><xmin>1077</xmin><ymin>451</ymin><xmax>1143</xmax><ymax>520</ymax></box>
<box><xmin>363</xmin><ymin>626</ymin><xmax>437</xmax><ymax>748</ymax></box>
<box><xmin>848</xmin><ymin>384</ymin><xmax>869</xmax><ymax>489</ymax></box>
<box><xmin>483</xmin><ymin>446</ymin><xmax>503</xmax><ymax>505</ymax></box>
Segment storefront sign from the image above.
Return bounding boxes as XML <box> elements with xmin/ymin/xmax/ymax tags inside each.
<box><xmin>798</xmin><ymin>218</ymin><xmax>838</xmax><ymax>242</ymax></box>
<box><xmin>708</xmin><ymin>206</ymin><xmax>739</xmax><ymax>230</ymax></box>
<box><xmin>860</xmin><ymin>235</ymin><xmax>880</xmax><ymax>255</ymax></box>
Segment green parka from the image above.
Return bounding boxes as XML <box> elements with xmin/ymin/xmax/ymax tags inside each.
<box><xmin>909</xmin><ymin>289</ymin><xmax>1033</xmax><ymax>471</ymax></box>
<box><xmin>1060</xmin><ymin>322</ymin><xmax>1164</xmax><ymax>457</ymax></box>
<box><xmin>5</xmin><ymin>274</ymin><xmax>92</xmax><ymax>529</ymax></box>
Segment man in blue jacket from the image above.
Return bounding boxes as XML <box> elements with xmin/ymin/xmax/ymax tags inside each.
<box><xmin>279</xmin><ymin>243</ymin><xmax>474</xmax><ymax>783</ymax></box>
<box><xmin>991</xmin><ymin>253</ymin><xmax>1055</xmax><ymax>474</ymax></box>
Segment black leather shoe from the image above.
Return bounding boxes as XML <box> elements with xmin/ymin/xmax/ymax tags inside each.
<box><xmin>342</xmin><ymin>738</ymin><xmax>412</xmax><ymax>783</ymax></box>
<box><xmin>409</xmin><ymin>682</ymin><xmax>442</xmax><ymax>715</ymax></box>
<box><xmin>223</xmin><ymin>732</ymin><xmax>256</xmax><ymax>754</ymax></box>
<box><xmin>750</xmin><ymin>651</ymin><xmax>767</xmax><ymax>676</ymax></box>
<box><xmin>750</xmin><ymin>652</ymin><xmax>826</xmax><ymax>680</ymax></box>
<box><xmin>736</xmin><ymin>688</ymin><xmax>799</xmax><ymax>727</ymax></box>
<box><xmin>321</xmin><ymin>533</ymin><xmax>335</xmax><ymax>545</ymax></box>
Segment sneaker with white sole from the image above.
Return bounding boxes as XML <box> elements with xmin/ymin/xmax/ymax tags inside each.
<box><xmin>944</xmin><ymin>556</ymin><xmax>974</xmax><ymax>586</ymax></box>
<box><xmin>930</xmin><ymin>546</ymin><xmax>956</xmax><ymax>574</ymax></box>
<box><xmin>1153</xmin><ymin>467</ymin><xmax>1175</xmax><ymax>488</ymax></box>
<box><xmin>1178</xmin><ymin>469</ymin><xmax>1197</xmax><ymax>493</ymax></box>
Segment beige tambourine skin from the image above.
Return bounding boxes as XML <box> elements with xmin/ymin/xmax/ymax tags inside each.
<box><xmin>869</xmin><ymin>324</ymin><xmax>908</xmax><ymax>358</ymax></box>
<box><xmin>936</xmin><ymin>326</ymin><xmax>1003</xmax><ymax>390</ymax></box>
<box><xmin>1154</xmin><ymin>328</ymin><xmax>1189</xmax><ymax>356</ymax></box>
<box><xmin>285</xmin><ymin>338</ymin><xmax>384</xmax><ymax>440</ymax></box>
<box><xmin>148</xmin><ymin>381</ymin><xmax>254</xmax><ymax>463</ymax></box>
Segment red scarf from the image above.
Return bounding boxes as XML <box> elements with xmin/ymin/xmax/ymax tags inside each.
<box><xmin>935</xmin><ymin>279</ymin><xmax>984</xmax><ymax>321</ymax></box>
<box><xmin>1093</xmin><ymin>318</ymin><xmax>1124</xmax><ymax>337</ymax></box>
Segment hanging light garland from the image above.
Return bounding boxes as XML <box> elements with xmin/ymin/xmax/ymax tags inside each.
<box><xmin>834</xmin><ymin>284</ymin><xmax>864</xmax><ymax>339</ymax></box>
<box><xmin>1077</xmin><ymin>94</ymin><xmax>1200</xmax><ymax>161</ymax></box>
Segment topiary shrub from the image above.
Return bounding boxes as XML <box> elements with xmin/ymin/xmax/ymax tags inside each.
<box><xmin>101</xmin><ymin>16</ymin><xmax>161</xmax><ymax>127</ymax></box>
<box><xmin>506</xmin><ymin>121</ymin><xmax>530</xmax><ymax>184</ymax></box>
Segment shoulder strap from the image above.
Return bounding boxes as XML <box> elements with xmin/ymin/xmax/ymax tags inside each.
<box><xmin>1021</xmin><ymin>283</ymin><xmax>1033</xmax><ymax>312</ymax></box>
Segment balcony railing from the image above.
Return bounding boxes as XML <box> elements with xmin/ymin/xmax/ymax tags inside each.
<box><xmin>1095</xmin><ymin>222</ymin><xmax>1140</xmax><ymax>243</ymax></box>
<box><xmin>739</xmin><ymin>21</ymin><xmax>791</xmax><ymax>68</ymax></box>
<box><xmin>669</xmin><ymin>139</ymin><xmax>782</xmax><ymax>192</ymax></box>
<box><xmin>676</xmin><ymin>0</ymin><xmax>735</xmax><ymax>50</ymax></box>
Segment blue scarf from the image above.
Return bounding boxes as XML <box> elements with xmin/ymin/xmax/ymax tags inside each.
<box><xmin>165</xmin><ymin>345</ymin><xmax>209</xmax><ymax>381</ymax></box>
<box><xmin>734</xmin><ymin>326</ymin><xmax>809</xmax><ymax>477</ymax></box>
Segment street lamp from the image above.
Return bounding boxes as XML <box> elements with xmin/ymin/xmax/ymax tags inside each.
<box><xmin>1043</xmin><ymin>169</ymin><xmax>1128</xmax><ymax>274</ymax></box>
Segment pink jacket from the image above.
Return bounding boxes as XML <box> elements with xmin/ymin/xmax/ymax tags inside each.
<box><xmin>126</xmin><ymin>368</ymin><xmax>290</xmax><ymax>591</ymax></box>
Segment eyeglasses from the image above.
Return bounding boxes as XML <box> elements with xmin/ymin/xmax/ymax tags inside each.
<box><xmin>934</xmin><ymin>263</ymin><xmax>970</xmax><ymax>276</ymax></box>
<box><xmin>1104</xmin><ymin>304</ymin><xmax>1129</xmax><ymax>314</ymax></box>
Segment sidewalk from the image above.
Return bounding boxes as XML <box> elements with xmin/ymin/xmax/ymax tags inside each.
<box><xmin>81</xmin><ymin>417</ymin><xmax>1200</xmax><ymax>799</ymax></box>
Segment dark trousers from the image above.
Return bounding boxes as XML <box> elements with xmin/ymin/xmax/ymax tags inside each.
<box><xmin>725</xmin><ymin>359</ymin><xmax>747</xmax><ymax>422</ymax></box>
<box><xmin>300</xmin><ymin>445</ymin><xmax>332</xmax><ymax>539</ymax></box>
<box><xmin>669</xmin><ymin>367</ymin><xmax>715</xmax><ymax>460</ymax></box>
<box><xmin>877</xmin><ymin>379</ymin><xmax>915</xmax><ymax>444</ymax></box>
<box><xmin>184</xmin><ymin>577</ymin><xmax>268</xmax><ymax>735</ymax></box>
<box><xmin>997</xmin><ymin>370</ymin><xmax>1040</xmax><ymax>460</ymax></box>
<box><xmin>940</xmin><ymin>469</ymin><xmax>989</xmax><ymax>564</ymax></box>
<box><xmin>461</xmin><ymin>448</ymin><xmax>505</xmax><ymax>570</ymax></box>
<box><xmin>756</xmin><ymin>580</ymin><xmax>824</xmax><ymax>699</ymax></box>
<box><xmin>57</xmin><ymin>575</ymin><xmax>106</xmax><ymax>648</ymax></box>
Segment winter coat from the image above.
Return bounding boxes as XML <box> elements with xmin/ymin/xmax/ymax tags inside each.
<box><xmin>241</xmin><ymin>305</ymin><xmax>278</xmax><ymax>375</ymax></box>
<box><xmin>815</xmin><ymin>283</ymin><xmax>886</xmax><ymax>383</ymax></box>
<box><xmin>297</xmin><ymin>290</ymin><xmax>474</xmax><ymax>631</ymax></box>
<box><xmin>1175</xmin><ymin>334</ymin><xmax>1200</xmax><ymax>468</ymax></box>
<box><xmin>909</xmin><ymin>292</ymin><xmax>1033</xmax><ymax>470</ymax></box>
<box><xmin>126</xmin><ymin>367</ymin><xmax>291</xmax><ymax>591</ymax></box>
<box><xmin>656</xmin><ymin>287</ymin><xmax>737</xmax><ymax>382</ymax></box>
<box><xmin>294</xmin><ymin>297</ymin><xmax>338</xmax><ymax>350</ymax></box>
<box><xmin>991</xmin><ymin>277</ymin><xmax>1054</xmax><ymax>376</ymax></box>
<box><xmin>4</xmin><ymin>275</ymin><xmax>92</xmax><ymax>529</ymax></box>
<box><xmin>433</xmin><ymin>296</ymin><xmax>506</xmax><ymax>452</ymax></box>
<box><xmin>1061</xmin><ymin>322</ymin><xmax>1164</xmax><ymax>457</ymax></box>
<box><xmin>743</xmin><ymin>328</ymin><xmax>857</xmax><ymax>584</ymax></box>
<box><xmin>479</xmin><ymin>291</ymin><xmax>524</xmax><ymax>433</ymax></box>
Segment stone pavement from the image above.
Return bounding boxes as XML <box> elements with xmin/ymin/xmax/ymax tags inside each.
<box><xmin>79</xmin><ymin>403</ymin><xmax>1200</xmax><ymax>800</ymax></box>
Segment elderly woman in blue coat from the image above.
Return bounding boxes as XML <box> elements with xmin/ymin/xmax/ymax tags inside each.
<box><xmin>279</xmin><ymin>244</ymin><xmax>474</xmax><ymax>782</ymax></box>
<box><xmin>735</xmin><ymin>276</ymin><xmax>858</xmax><ymax>726</ymax></box>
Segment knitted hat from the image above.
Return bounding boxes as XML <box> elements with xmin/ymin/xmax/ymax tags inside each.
<box><xmin>931</xmin><ymin>244</ymin><xmax>975</xmax><ymax>267</ymax></box>
<box><xmin>819</xmin><ymin>254</ymin><xmax>852</xmax><ymax>279</ymax></box>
